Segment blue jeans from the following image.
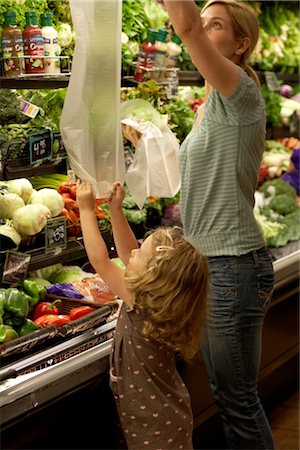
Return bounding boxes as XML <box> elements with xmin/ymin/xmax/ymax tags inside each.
<box><xmin>201</xmin><ymin>247</ymin><xmax>275</xmax><ymax>449</ymax></box>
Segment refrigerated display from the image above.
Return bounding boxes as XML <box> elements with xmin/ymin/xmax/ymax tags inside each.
<box><xmin>0</xmin><ymin>246</ymin><xmax>298</xmax><ymax>450</ymax></box>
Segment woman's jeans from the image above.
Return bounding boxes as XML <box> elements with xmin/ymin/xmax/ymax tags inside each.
<box><xmin>201</xmin><ymin>247</ymin><xmax>275</xmax><ymax>449</ymax></box>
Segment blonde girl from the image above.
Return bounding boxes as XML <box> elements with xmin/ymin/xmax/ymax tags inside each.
<box><xmin>76</xmin><ymin>181</ymin><xmax>209</xmax><ymax>450</ymax></box>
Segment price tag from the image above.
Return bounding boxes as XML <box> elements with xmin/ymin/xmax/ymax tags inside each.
<box><xmin>2</xmin><ymin>251</ymin><xmax>31</xmax><ymax>286</ymax></box>
<box><xmin>45</xmin><ymin>217</ymin><xmax>67</xmax><ymax>252</ymax></box>
<box><xmin>264</xmin><ymin>71</ymin><xmax>280</xmax><ymax>91</ymax></box>
<box><xmin>29</xmin><ymin>129</ymin><xmax>53</xmax><ymax>165</ymax></box>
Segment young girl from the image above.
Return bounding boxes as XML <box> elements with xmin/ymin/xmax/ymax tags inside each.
<box><xmin>76</xmin><ymin>180</ymin><xmax>209</xmax><ymax>450</ymax></box>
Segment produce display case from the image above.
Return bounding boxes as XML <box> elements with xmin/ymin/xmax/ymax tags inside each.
<box><xmin>0</xmin><ymin>246</ymin><xmax>298</xmax><ymax>449</ymax></box>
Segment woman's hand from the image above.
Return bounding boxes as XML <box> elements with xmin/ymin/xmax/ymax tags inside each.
<box><xmin>122</xmin><ymin>124</ymin><xmax>140</xmax><ymax>148</ymax></box>
<box><xmin>76</xmin><ymin>180</ymin><xmax>96</xmax><ymax>212</ymax></box>
<box><xmin>108</xmin><ymin>182</ymin><xmax>125</xmax><ymax>212</ymax></box>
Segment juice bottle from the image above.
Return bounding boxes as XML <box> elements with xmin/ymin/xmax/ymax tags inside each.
<box><xmin>23</xmin><ymin>11</ymin><xmax>45</xmax><ymax>74</ymax></box>
<box><xmin>41</xmin><ymin>12</ymin><xmax>61</xmax><ymax>75</ymax></box>
<box><xmin>1</xmin><ymin>10</ymin><xmax>25</xmax><ymax>77</ymax></box>
<box><xmin>134</xmin><ymin>29</ymin><xmax>157</xmax><ymax>82</ymax></box>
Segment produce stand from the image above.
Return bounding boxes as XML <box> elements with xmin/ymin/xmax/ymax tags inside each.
<box><xmin>0</xmin><ymin>246</ymin><xmax>298</xmax><ymax>449</ymax></box>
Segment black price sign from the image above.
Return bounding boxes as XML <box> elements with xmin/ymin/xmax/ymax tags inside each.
<box><xmin>29</xmin><ymin>129</ymin><xmax>53</xmax><ymax>164</ymax></box>
<box><xmin>45</xmin><ymin>217</ymin><xmax>67</xmax><ymax>252</ymax></box>
<box><xmin>264</xmin><ymin>71</ymin><xmax>280</xmax><ymax>92</ymax></box>
<box><xmin>2</xmin><ymin>251</ymin><xmax>31</xmax><ymax>286</ymax></box>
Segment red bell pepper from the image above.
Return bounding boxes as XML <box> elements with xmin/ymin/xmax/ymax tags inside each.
<box><xmin>69</xmin><ymin>306</ymin><xmax>95</xmax><ymax>321</ymax></box>
<box><xmin>33</xmin><ymin>300</ymin><xmax>61</xmax><ymax>321</ymax></box>
<box><xmin>34</xmin><ymin>314</ymin><xmax>71</xmax><ymax>327</ymax></box>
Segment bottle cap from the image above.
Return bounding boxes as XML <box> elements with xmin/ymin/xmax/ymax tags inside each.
<box><xmin>172</xmin><ymin>34</ymin><xmax>182</xmax><ymax>45</ymax></box>
<box><xmin>147</xmin><ymin>29</ymin><xmax>158</xmax><ymax>43</ymax></box>
<box><xmin>25</xmin><ymin>11</ymin><xmax>38</xmax><ymax>26</ymax></box>
<box><xmin>156</xmin><ymin>29</ymin><xmax>168</xmax><ymax>42</ymax></box>
<box><xmin>41</xmin><ymin>12</ymin><xmax>53</xmax><ymax>27</ymax></box>
<box><xmin>4</xmin><ymin>10</ymin><xmax>17</xmax><ymax>26</ymax></box>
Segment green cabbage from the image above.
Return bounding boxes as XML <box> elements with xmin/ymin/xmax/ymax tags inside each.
<box><xmin>30</xmin><ymin>188</ymin><xmax>64</xmax><ymax>217</ymax></box>
<box><xmin>12</xmin><ymin>204</ymin><xmax>51</xmax><ymax>236</ymax></box>
<box><xmin>0</xmin><ymin>193</ymin><xmax>25</xmax><ymax>219</ymax></box>
<box><xmin>5</xmin><ymin>178</ymin><xmax>33</xmax><ymax>204</ymax></box>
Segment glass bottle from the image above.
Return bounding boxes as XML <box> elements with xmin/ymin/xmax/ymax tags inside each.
<box><xmin>1</xmin><ymin>10</ymin><xmax>25</xmax><ymax>77</ymax></box>
<box><xmin>23</xmin><ymin>11</ymin><xmax>45</xmax><ymax>74</ymax></box>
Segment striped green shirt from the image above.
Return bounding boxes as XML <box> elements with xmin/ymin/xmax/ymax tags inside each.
<box><xmin>179</xmin><ymin>67</ymin><xmax>266</xmax><ymax>256</ymax></box>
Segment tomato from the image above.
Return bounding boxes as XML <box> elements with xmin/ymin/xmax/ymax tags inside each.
<box><xmin>62</xmin><ymin>192</ymin><xmax>71</xmax><ymax>199</ymax></box>
<box><xmin>58</xmin><ymin>182</ymin><xmax>72</xmax><ymax>194</ymax></box>
<box><xmin>69</xmin><ymin>306</ymin><xmax>95</xmax><ymax>321</ymax></box>
<box><xmin>64</xmin><ymin>197</ymin><xmax>79</xmax><ymax>215</ymax></box>
<box><xmin>34</xmin><ymin>314</ymin><xmax>71</xmax><ymax>327</ymax></box>
<box><xmin>33</xmin><ymin>300</ymin><xmax>61</xmax><ymax>321</ymax></box>
<box><xmin>69</xmin><ymin>185</ymin><xmax>77</xmax><ymax>200</ymax></box>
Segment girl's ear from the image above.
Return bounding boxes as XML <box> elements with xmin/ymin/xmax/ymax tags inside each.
<box><xmin>235</xmin><ymin>37</ymin><xmax>250</xmax><ymax>55</ymax></box>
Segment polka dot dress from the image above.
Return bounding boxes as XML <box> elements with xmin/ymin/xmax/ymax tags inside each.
<box><xmin>109</xmin><ymin>303</ymin><xmax>193</xmax><ymax>450</ymax></box>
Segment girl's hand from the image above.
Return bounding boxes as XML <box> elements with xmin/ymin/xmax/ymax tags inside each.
<box><xmin>122</xmin><ymin>124</ymin><xmax>140</xmax><ymax>148</ymax></box>
<box><xmin>108</xmin><ymin>182</ymin><xmax>125</xmax><ymax>211</ymax></box>
<box><xmin>76</xmin><ymin>180</ymin><xmax>96</xmax><ymax>212</ymax></box>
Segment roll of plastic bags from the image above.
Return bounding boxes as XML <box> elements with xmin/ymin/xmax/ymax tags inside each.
<box><xmin>121</xmin><ymin>99</ymin><xmax>181</xmax><ymax>209</ymax></box>
<box><xmin>60</xmin><ymin>0</ymin><xmax>125</xmax><ymax>198</ymax></box>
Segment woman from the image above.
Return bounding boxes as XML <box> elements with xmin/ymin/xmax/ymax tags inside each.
<box><xmin>124</xmin><ymin>0</ymin><xmax>275</xmax><ymax>448</ymax></box>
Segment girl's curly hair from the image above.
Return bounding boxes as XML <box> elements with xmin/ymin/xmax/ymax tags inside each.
<box><xmin>123</xmin><ymin>227</ymin><xmax>209</xmax><ymax>362</ymax></box>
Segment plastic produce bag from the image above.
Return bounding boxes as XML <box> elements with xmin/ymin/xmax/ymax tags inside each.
<box><xmin>60</xmin><ymin>0</ymin><xmax>125</xmax><ymax>198</ymax></box>
<box><xmin>121</xmin><ymin>99</ymin><xmax>181</xmax><ymax>208</ymax></box>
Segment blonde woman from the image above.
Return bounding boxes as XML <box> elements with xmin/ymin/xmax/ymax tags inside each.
<box><xmin>123</xmin><ymin>0</ymin><xmax>275</xmax><ymax>448</ymax></box>
<box><xmin>160</xmin><ymin>0</ymin><xmax>275</xmax><ymax>448</ymax></box>
<box><xmin>76</xmin><ymin>180</ymin><xmax>209</xmax><ymax>450</ymax></box>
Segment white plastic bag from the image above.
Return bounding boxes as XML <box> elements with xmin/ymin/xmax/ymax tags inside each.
<box><xmin>121</xmin><ymin>99</ymin><xmax>181</xmax><ymax>209</ymax></box>
<box><xmin>60</xmin><ymin>0</ymin><xmax>125</xmax><ymax>198</ymax></box>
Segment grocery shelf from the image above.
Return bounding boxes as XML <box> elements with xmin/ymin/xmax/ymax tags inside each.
<box><xmin>3</xmin><ymin>157</ymin><xmax>68</xmax><ymax>180</ymax></box>
<box><xmin>0</xmin><ymin>74</ymin><xmax>70</xmax><ymax>89</ymax></box>
<box><xmin>2</xmin><ymin>71</ymin><xmax>298</xmax><ymax>90</ymax></box>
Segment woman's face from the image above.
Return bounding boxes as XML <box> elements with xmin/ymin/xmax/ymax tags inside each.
<box><xmin>127</xmin><ymin>235</ymin><xmax>153</xmax><ymax>272</ymax></box>
<box><xmin>201</xmin><ymin>4</ymin><xmax>239</xmax><ymax>60</ymax></box>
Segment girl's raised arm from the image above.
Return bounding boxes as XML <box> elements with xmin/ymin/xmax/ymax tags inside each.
<box><xmin>76</xmin><ymin>181</ymin><xmax>134</xmax><ymax>308</ymax></box>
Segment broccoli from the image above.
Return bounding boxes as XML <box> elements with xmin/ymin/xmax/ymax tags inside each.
<box><xmin>259</xmin><ymin>178</ymin><xmax>297</xmax><ymax>199</ymax></box>
<box><xmin>255</xmin><ymin>212</ymin><xmax>289</xmax><ymax>248</ymax></box>
<box><xmin>0</xmin><ymin>91</ymin><xmax>27</xmax><ymax>126</ymax></box>
<box><xmin>268</xmin><ymin>194</ymin><xmax>298</xmax><ymax>216</ymax></box>
<box><xmin>277</xmin><ymin>210</ymin><xmax>300</xmax><ymax>243</ymax></box>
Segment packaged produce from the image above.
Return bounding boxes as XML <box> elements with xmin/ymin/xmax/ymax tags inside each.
<box><xmin>23</xmin><ymin>11</ymin><xmax>45</xmax><ymax>74</ymax></box>
<box><xmin>40</xmin><ymin>12</ymin><xmax>61</xmax><ymax>74</ymax></box>
<box><xmin>1</xmin><ymin>10</ymin><xmax>25</xmax><ymax>77</ymax></box>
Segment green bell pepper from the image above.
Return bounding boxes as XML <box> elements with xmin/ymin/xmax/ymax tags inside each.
<box><xmin>17</xmin><ymin>318</ymin><xmax>40</xmax><ymax>337</ymax></box>
<box><xmin>0</xmin><ymin>324</ymin><xmax>18</xmax><ymax>343</ymax></box>
<box><xmin>3</xmin><ymin>288</ymin><xmax>29</xmax><ymax>327</ymax></box>
<box><xmin>22</xmin><ymin>279</ymin><xmax>47</xmax><ymax>307</ymax></box>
